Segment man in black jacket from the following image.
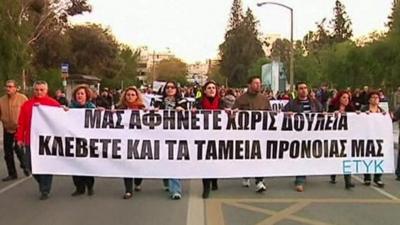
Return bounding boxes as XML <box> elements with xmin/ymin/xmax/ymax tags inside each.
<box><xmin>282</xmin><ymin>81</ymin><xmax>323</xmax><ymax>192</ymax></box>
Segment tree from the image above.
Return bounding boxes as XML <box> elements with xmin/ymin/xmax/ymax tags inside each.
<box><xmin>270</xmin><ymin>38</ymin><xmax>291</xmax><ymax>72</ymax></box>
<box><xmin>67</xmin><ymin>24</ymin><xmax>123</xmax><ymax>80</ymax></box>
<box><xmin>207</xmin><ymin>62</ymin><xmax>227</xmax><ymax>86</ymax></box>
<box><xmin>228</xmin><ymin>0</ymin><xmax>243</xmax><ymax>30</ymax></box>
<box><xmin>0</xmin><ymin>0</ymin><xmax>91</xmax><ymax>87</ymax></box>
<box><xmin>32</xmin><ymin>30</ymin><xmax>72</xmax><ymax>70</ymax></box>
<box><xmin>241</xmin><ymin>8</ymin><xmax>265</xmax><ymax>57</ymax></box>
<box><xmin>248</xmin><ymin>57</ymin><xmax>270</xmax><ymax>79</ymax></box>
<box><xmin>330</xmin><ymin>0</ymin><xmax>352</xmax><ymax>43</ymax></box>
<box><xmin>116</xmin><ymin>45</ymin><xmax>141</xmax><ymax>87</ymax></box>
<box><xmin>303</xmin><ymin>19</ymin><xmax>332</xmax><ymax>54</ymax></box>
<box><xmin>25</xmin><ymin>0</ymin><xmax>92</xmax><ymax>46</ymax></box>
<box><xmin>387</xmin><ymin>0</ymin><xmax>399</xmax><ymax>31</ymax></box>
<box><xmin>291</xmin><ymin>1</ymin><xmax>400</xmax><ymax>91</ymax></box>
<box><xmin>219</xmin><ymin>4</ymin><xmax>265</xmax><ymax>87</ymax></box>
<box><xmin>155</xmin><ymin>58</ymin><xmax>188</xmax><ymax>85</ymax></box>
<box><xmin>0</xmin><ymin>0</ymin><xmax>32</xmax><ymax>85</ymax></box>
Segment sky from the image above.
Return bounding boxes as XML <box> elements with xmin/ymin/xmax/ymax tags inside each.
<box><xmin>71</xmin><ymin>0</ymin><xmax>393</xmax><ymax>63</ymax></box>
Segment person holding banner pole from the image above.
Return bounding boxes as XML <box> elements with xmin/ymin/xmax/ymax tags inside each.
<box><xmin>328</xmin><ymin>91</ymin><xmax>356</xmax><ymax>189</ymax></box>
<box><xmin>16</xmin><ymin>81</ymin><xmax>61</xmax><ymax>200</ymax></box>
<box><xmin>69</xmin><ymin>85</ymin><xmax>97</xmax><ymax>196</ymax></box>
<box><xmin>154</xmin><ymin>81</ymin><xmax>186</xmax><ymax>200</ymax></box>
<box><xmin>116</xmin><ymin>86</ymin><xmax>146</xmax><ymax>199</ymax></box>
<box><xmin>193</xmin><ymin>80</ymin><xmax>222</xmax><ymax>199</ymax></box>
<box><xmin>233</xmin><ymin>76</ymin><xmax>271</xmax><ymax>193</ymax></box>
<box><xmin>361</xmin><ymin>91</ymin><xmax>385</xmax><ymax>188</ymax></box>
<box><xmin>282</xmin><ymin>81</ymin><xmax>323</xmax><ymax>192</ymax></box>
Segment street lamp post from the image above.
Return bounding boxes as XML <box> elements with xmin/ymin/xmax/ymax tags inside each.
<box><xmin>257</xmin><ymin>2</ymin><xmax>294</xmax><ymax>92</ymax></box>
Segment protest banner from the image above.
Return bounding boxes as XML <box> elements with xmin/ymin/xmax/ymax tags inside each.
<box><xmin>31</xmin><ymin>106</ymin><xmax>394</xmax><ymax>178</ymax></box>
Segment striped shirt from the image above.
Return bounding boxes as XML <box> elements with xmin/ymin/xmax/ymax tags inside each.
<box><xmin>300</xmin><ymin>100</ymin><xmax>311</xmax><ymax>113</ymax></box>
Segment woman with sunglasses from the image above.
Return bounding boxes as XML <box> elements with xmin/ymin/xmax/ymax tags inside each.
<box><xmin>154</xmin><ymin>81</ymin><xmax>186</xmax><ymax>200</ymax></box>
<box><xmin>117</xmin><ymin>86</ymin><xmax>146</xmax><ymax>199</ymax></box>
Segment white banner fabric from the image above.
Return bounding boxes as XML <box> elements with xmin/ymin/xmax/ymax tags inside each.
<box><xmin>31</xmin><ymin>106</ymin><xmax>394</xmax><ymax>178</ymax></box>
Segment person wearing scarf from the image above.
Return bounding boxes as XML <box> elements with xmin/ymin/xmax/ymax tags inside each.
<box><xmin>194</xmin><ymin>80</ymin><xmax>222</xmax><ymax>198</ymax></box>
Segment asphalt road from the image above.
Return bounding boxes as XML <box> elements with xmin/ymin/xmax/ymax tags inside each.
<box><xmin>0</xmin><ymin>124</ymin><xmax>399</xmax><ymax>225</ymax></box>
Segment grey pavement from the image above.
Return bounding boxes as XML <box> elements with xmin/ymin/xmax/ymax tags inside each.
<box><xmin>0</xmin><ymin>124</ymin><xmax>399</xmax><ymax>225</ymax></box>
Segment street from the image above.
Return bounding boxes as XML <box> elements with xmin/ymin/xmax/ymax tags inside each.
<box><xmin>0</xmin><ymin>124</ymin><xmax>399</xmax><ymax>225</ymax></box>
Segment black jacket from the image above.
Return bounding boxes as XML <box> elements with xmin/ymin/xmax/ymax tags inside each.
<box><xmin>283</xmin><ymin>98</ymin><xmax>323</xmax><ymax>113</ymax></box>
<box><xmin>154</xmin><ymin>97</ymin><xmax>187</xmax><ymax>110</ymax></box>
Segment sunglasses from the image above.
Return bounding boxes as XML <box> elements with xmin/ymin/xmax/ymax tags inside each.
<box><xmin>166</xmin><ymin>86</ymin><xmax>176</xmax><ymax>89</ymax></box>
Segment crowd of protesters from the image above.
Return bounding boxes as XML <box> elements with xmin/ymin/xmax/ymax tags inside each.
<box><xmin>0</xmin><ymin>78</ymin><xmax>400</xmax><ymax>201</ymax></box>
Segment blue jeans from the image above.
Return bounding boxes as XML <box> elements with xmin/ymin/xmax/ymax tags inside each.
<box><xmin>295</xmin><ymin>176</ymin><xmax>306</xmax><ymax>185</ymax></box>
<box><xmin>25</xmin><ymin>146</ymin><xmax>53</xmax><ymax>194</ymax></box>
<box><xmin>168</xmin><ymin>179</ymin><xmax>182</xmax><ymax>195</ymax></box>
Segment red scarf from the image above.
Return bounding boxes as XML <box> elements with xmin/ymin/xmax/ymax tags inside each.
<box><xmin>201</xmin><ymin>96</ymin><xmax>220</xmax><ymax>110</ymax></box>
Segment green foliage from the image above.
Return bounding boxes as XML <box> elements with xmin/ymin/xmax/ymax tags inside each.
<box><xmin>219</xmin><ymin>3</ymin><xmax>265</xmax><ymax>87</ymax></box>
<box><xmin>207</xmin><ymin>63</ymin><xmax>227</xmax><ymax>86</ymax></box>
<box><xmin>155</xmin><ymin>57</ymin><xmax>188</xmax><ymax>85</ymax></box>
<box><xmin>330</xmin><ymin>0</ymin><xmax>353</xmax><ymax>43</ymax></box>
<box><xmin>303</xmin><ymin>19</ymin><xmax>332</xmax><ymax>54</ymax></box>
<box><xmin>388</xmin><ymin>0</ymin><xmax>400</xmax><ymax>32</ymax></box>
<box><xmin>0</xmin><ymin>0</ymin><xmax>91</xmax><ymax>88</ymax></box>
<box><xmin>0</xmin><ymin>0</ymin><xmax>32</xmax><ymax>84</ymax></box>
<box><xmin>67</xmin><ymin>24</ymin><xmax>123</xmax><ymax>79</ymax></box>
<box><xmin>228</xmin><ymin>0</ymin><xmax>243</xmax><ymax>30</ymax></box>
<box><xmin>35</xmin><ymin>68</ymin><xmax>63</xmax><ymax>94</ymax></box>
<box><xmin>270</xmin><ymin>39</ymin><xmax>291</xmax><ymax>74</ymax></box>
<box><xmin>248</xmin><ymin>58</ymin><xmax>270</xmax><ymax>79</ymax></box>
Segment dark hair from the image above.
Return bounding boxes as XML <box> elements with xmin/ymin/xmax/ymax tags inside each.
<box><xmin>247</xmin><ymin>76</ymin><xmax>261</xmax><ymax>84</ymax></box>
<box><xmin>225</xmin><ymin>89</ymin><xmax>235</xmax><ymax>96</ymax></box>
<box><xmin>202</xmin><ymin>80</ymin><xmax>218</xmax><ymax>92</ymax></box>
<box><xmin>329</xmin><ymin>90</ymin><xmax>354</xmax><ymax>111</ymax></box>
<box><xmin>72</xmin><ymin>84</ymin><xmax>92</xmax><ymax>102</ymax></box>
<box><xmin>368</xmin><ymin>91</ymin><xmax>380</xmax><ymax>100</ymax></box>
<box><xmin>162</xmin><ymin>81</ymin><xmax>180</xmax><ymax>98</ymax></box>
<box><xmin>295</xmin><ymin>81</ymin><xmax>307</xmax><ymax>90</ymax></box>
